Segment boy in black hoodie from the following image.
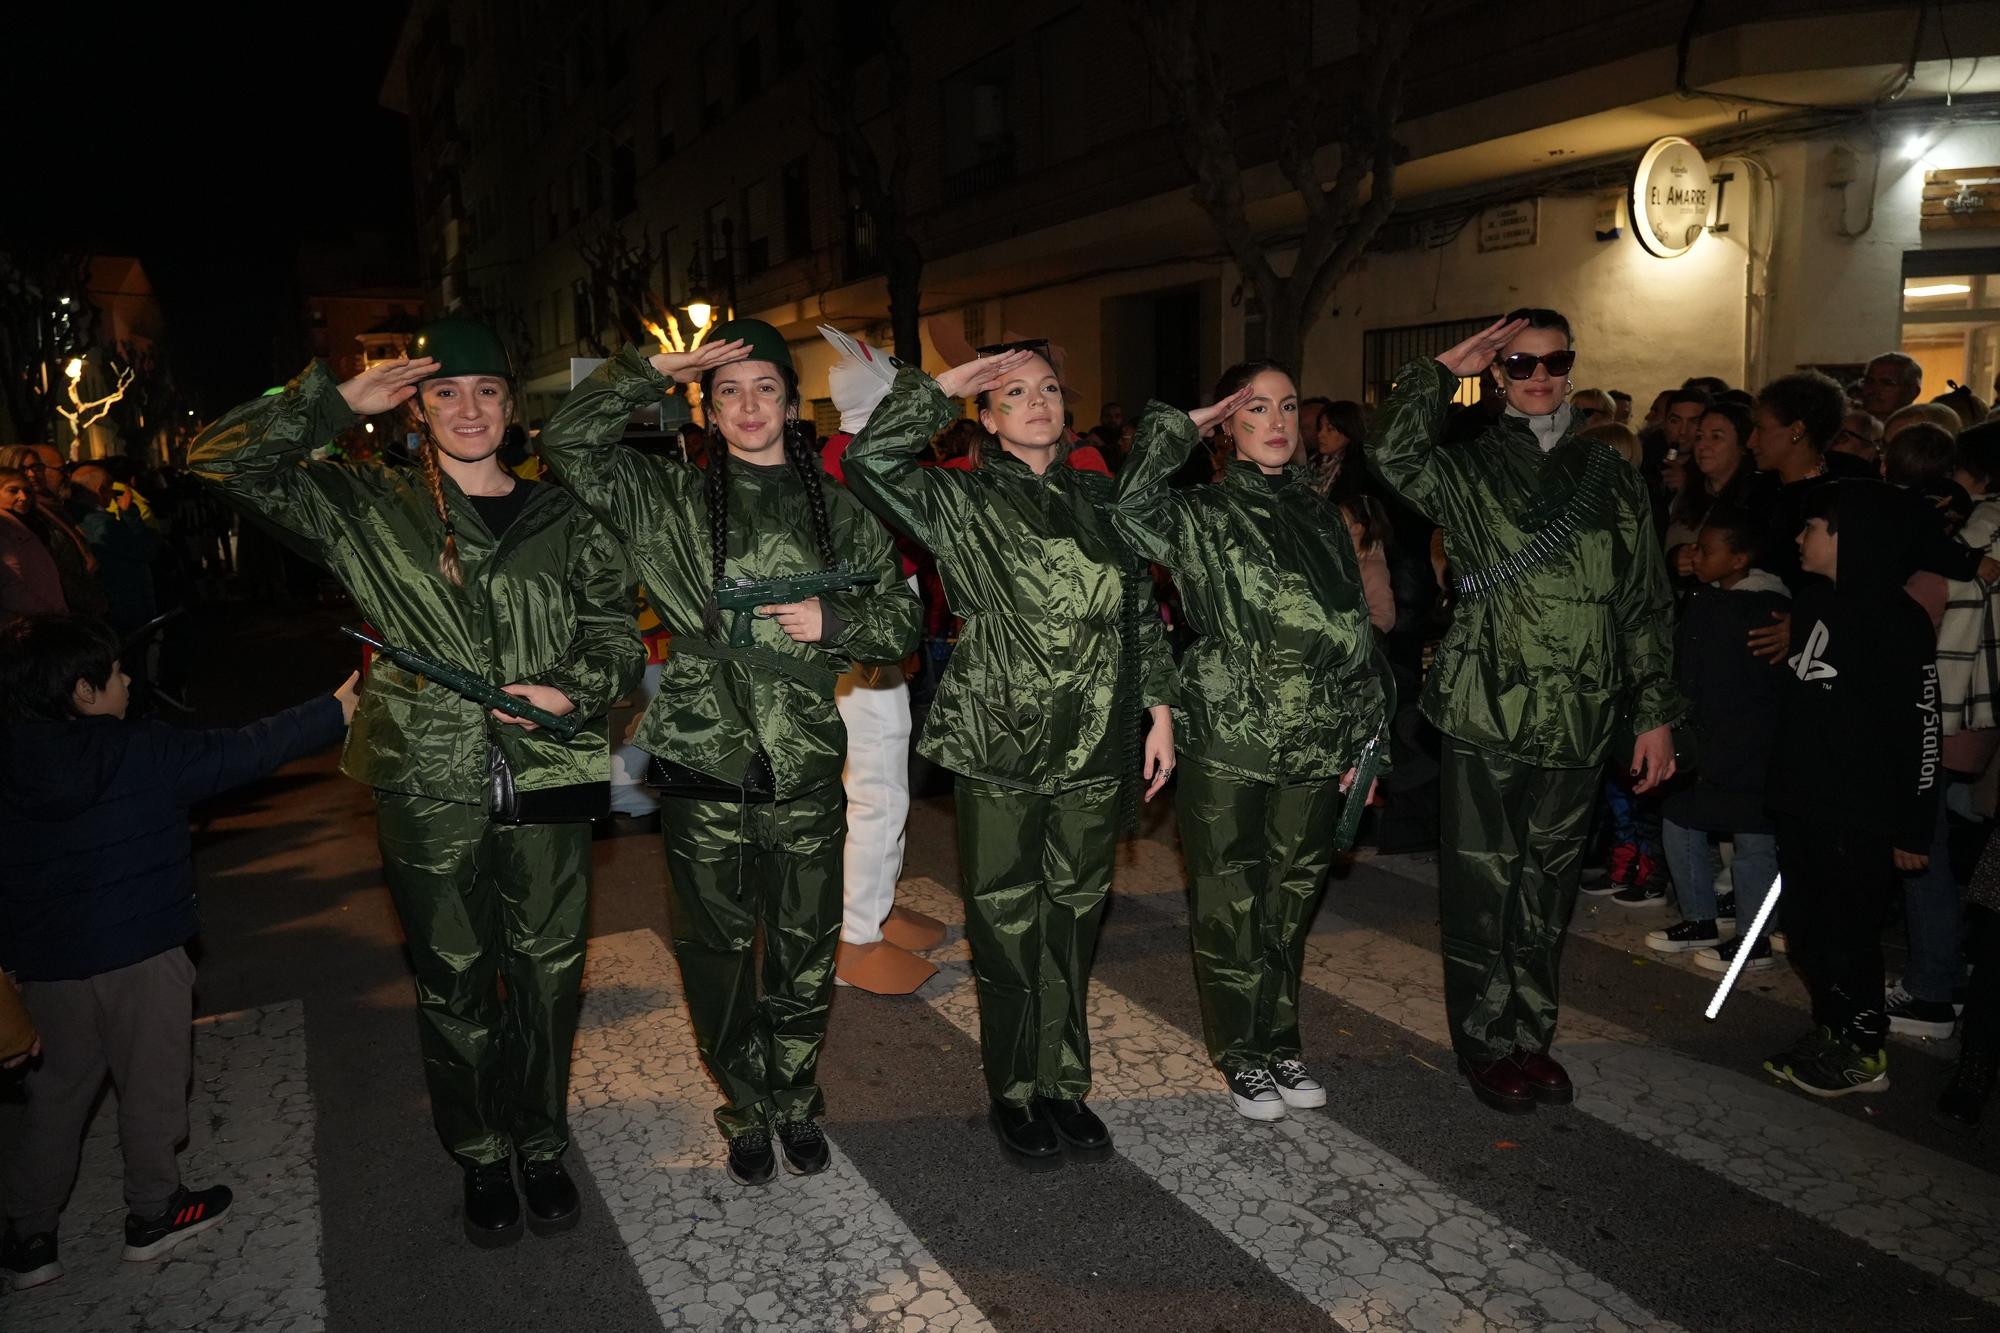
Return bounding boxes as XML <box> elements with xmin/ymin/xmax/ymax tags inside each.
<box><xmin>0</xmin><ymin>614</ymin><xmax>353</xmax><ymax>1290</ymax></box>
<box><xmin>1763</xmin><ymin>482</ymin><xmax>1942</xmax><ymax>1098</ymax></box>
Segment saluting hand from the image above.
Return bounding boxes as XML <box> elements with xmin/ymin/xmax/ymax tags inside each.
<box><xmin>338</xmin><ymin>357</ymin><xmax>440</xmax><ymax>416</ymax></box>
<box><xmin>936</xmin><ymin>350</ymin><xmax>1038</xmax><ymax>400</ymax></box>
<box><xmin>1435</xmin><ymin>317</ymin><xmax>1530</xmax><ymax>378</ymax></box>
<box><xmin>651</xmin><ymin>338</ymin><xmax>753</xmax><ymax>385</ymax></box>
<box><xmin>1187</xmin><ymin>385</ymin><xmax>1256</xmax><ymax>434</ymax></box>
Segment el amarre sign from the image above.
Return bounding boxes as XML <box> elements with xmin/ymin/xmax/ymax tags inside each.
<box><xmin>1632</xmin><ymin>136</ymin><xmax>1712</xmax><ymax>259</ymax></box>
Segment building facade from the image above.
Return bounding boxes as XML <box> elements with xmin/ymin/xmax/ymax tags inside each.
<box><xmin>382</xmin><ymin>0</ymin><xmax>2000</xmax><ymax>424</ymax></box>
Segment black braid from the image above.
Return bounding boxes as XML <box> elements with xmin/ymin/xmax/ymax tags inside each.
<box><xmin>701</xmin><ymin>428</ymin><xmax>730</xmax><ymax>635</ymax></box>
<box><xmin>782</xmin><ymin>419</ymin><xmax>839</xmax><ymax>570</ymax></box>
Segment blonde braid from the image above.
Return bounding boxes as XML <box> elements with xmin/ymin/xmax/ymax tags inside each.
<box><xmin>417</xmin><ymin>434</ymin><xmax>464</xmax><ymax>586</ymax></box>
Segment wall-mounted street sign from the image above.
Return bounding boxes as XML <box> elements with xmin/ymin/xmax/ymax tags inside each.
<box><xmin>1632</xmin><ymin>136</ymin><xmax>1712</xmax><ymax>258</ymax></box>
<box><xmin>1922</xmin><ymin>166</ymin><xmax>2000</xmax><ymax>232</ymax></box>
<box><xmin>1477</xmin><ymin>199</ymin><xmax>1539</xmax><ymax>253</ymax></box>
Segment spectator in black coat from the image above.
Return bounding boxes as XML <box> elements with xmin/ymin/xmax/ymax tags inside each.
<box><xmin>0</xmin><ymin>614</ymin><xmax>354</xmax><ymax>1287</ymax></box>
<box><xmin>1647</xmin><ymin>508</ymin><xmax>1788</xmax><ymax>970</ymax></box>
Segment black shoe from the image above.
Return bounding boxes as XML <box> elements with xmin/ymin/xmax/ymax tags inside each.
<box><xmin>1935</xmin><ymin>1048</ymin><xmax>1997</xmax><ymax>1132</ymax></box>
<box><xmin>1610</xmin><ymin>883</ymin><xmax>1667</xmax><ymax>909</ymax></box>
<box><xmin>1645</xmin><ymin>918</ymin><xmax>1724</xmax><ymax>953</ymax></box>
<box><xmin>124</xmin><ymin>1184</ymin><xmax>234</xmax><ymax>1262</ymax></box>
<box><xmin>2</xmin><ymin>1229</ymin><xmax>61</xmax><ymax>1291</ymax></box>
<box><xmin>1885</xmin><ymin>983</ymin><xmax>1959</xmax><ymax>1039</ymax></box>
<box><xmin>1034</xmin><ymin>1096</ymin><xmax>1112</xmax><ymax>1159</ymax></box>
<box><xmin>461</xmin><ymin>1161</ymin><xmax>521</xmax><ymax>1247</ymax></box>
<box><xmin>519</xmin><ymin>1156</ymin><xmax>580</xmax><ymax>1234</ymax></box>
<box><xmin>988</xmin><ymin>1101</ymin><xmax>1063</xmax><ymax>1168</ymax></box>
<box><xmin>776</xmin><ymin>1119</ymin><xmax>831</xmax><ymax>1176</ymax></box>
<box><xmin>726</xmin><ymin>1128</ymin><xmax>777</xmax><ymax>1186</ymax></box>
<box><xmin>1715</xmin><ymin>891</ymin><xmax>1736</xmax><ymax>921</ymax></box>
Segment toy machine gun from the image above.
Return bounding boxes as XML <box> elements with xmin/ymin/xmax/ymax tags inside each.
<box><xmin>341</xmin><ymin>626</ymin><xmax>584</xmax><ymax>740</ymax></box>
<box><xmin>714</xmin><ymin>568</ymin><xmax>881</xmax><ymax>647</ymax></box>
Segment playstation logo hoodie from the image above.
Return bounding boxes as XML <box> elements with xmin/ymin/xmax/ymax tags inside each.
<box><xmin>1767</xmin><ymin>480</ymin><xmax>1942</xmax><ymax>853</ymax></box>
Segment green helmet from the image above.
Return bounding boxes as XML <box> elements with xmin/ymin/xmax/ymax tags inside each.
<box><xmin>411</xmin><ymin>316</ymin><xmax>511</xmax><ymax>380</ymax></box>
<box><xmin>706</xmin><ymin>318</ymin><xmax>794</xmax><ymax>377</ymax></box>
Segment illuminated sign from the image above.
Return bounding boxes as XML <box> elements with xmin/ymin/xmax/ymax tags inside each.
<box><xmin>1632</xmin><ymin>137</ymin><xmax>1712</xmax><ymax>258</ymax></box>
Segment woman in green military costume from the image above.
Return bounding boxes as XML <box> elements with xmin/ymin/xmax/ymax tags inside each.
<box><xmin>1111</xmin><ymin>360</ymin><xmax>1387</xmax><ymax>1122</ymax></box>
<box><xmin>1369</xmin><ymin>310</ymin><xmax>1684</xmax><ymax>1114</ymax></box>
<box><xmin>189</xmin><ymin>318</ymin><xmax>644</xmax><ymax>1244</ymax></box>
<box><xmin>535</xmin><ymin>321</ymin><xmax>919</xmax><ymax>1186</ymax></box>
<box><xmin>844</xmin><ymin>344</ymin><xmax>1178</xmax><ymax>1167</ymax></box>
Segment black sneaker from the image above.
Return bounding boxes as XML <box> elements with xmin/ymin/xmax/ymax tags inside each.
<box><xmin>1225</xmin><ymin>1067</ymin><xmax>1286</xmax><ymax>1121</ymax></box>
<box><xmin>519</xmin><ymin>1156</ymin><xmax>580</xmax><ymax>1234</ymax></box>
<box><xmin>1935</xmin><ymin>1048</ymin><xmax>1997</xmax><ymax>1132</ymax></box>
<box><xmin>726</xmin><ymin>1128</ymin><xmax>777</xmax><ymax>1186</ymax></box>
<box><xmin>1779</xmin><ymin>1034</ymin><xmax>1889</xmax><ymax>1099</ymax></box>
<box><xmin>1645</xmin><ymin>918</ymin><xmax>1724</xmax><ymax>953</ymax></box>
<box><xmin>1763</xmin><ymin>1026</ymin><xmax>1837</xmax><ymax>1080</ymax></box>
<box><xmin>1269</xmin><ymin>1059</ymin><xmax>1327</xmax><ymax>1109</ymax></box>
<box><xmin>1885</xmin><ymin>983</ymin><xmax>1958</xmax><ymax>1039</ymax></box>
<box><xmin>1</xmin><ymin>1229</ymin><xmax>60</xmax><ymax>1291</ymax></box>
<box><xmin>1696</xmin><ymin>933</ymin><xmax>1773</xmax><ymax>973</ymax></box>
<box><xmin>1611</xmin><ymin>883</ymin><xmax>1667</xmax><ymax>909</ymax></box>
<box><xmin>776</xmin><ymin>1120</ymin><xmax>831</xmax><ymax>1176</ymax></box>
<box><xmin>123</xmin><ymin>1184</ymin><xmax>233</xmax><ymax>1262</ymax></box>
<box><xmin>460</xmin><ymin>1161</ymin><xmax>520</xmax><ymax>1247</ymax></box>
<box><xmin>1715</xmin><ymin>891</ymin><xmax>1736</xmax><ymax>921</ymax></box>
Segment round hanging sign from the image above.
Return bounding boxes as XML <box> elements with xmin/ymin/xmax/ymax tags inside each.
<box><xmin>1632</xmin><ymin>137</ymin><xmax>1712</xmax><ymax>258</ymax></box>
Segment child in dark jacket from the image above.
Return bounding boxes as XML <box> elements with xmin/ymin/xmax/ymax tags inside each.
<box><xmin>1647</xmin><ymin>508</ymin><xmax>1788</xmax><ymax>969</ymax></box>
<box><xmin>0</xmin><ymin>614</ymin><xmax>353</xmax><ymax>1290</ymax></box>
<box><xmin>1763</xmin><ymin>482</ymin><xmax>1942</xmax><ymax>1100</ymax></box>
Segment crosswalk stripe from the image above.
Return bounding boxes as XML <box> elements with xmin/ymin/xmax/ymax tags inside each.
<box><xmin>1284</xmin><ymin>912</ymin><xmax>2000</xmax><ymax>1306</ymax></box>
<box><xmin>895</xmin><ymin>876</ymin><xmax>1681</xmax><ymax>1332</ymax></box>
<box><xmin>2</xmin><ymin>1001</ymin><xmax>326</xmax><ymax>1332</ymax></box>
<box><xmin>570</xmin><ymin>929</ymin><xmax>994</xmax><ymax>1332</ymax></box>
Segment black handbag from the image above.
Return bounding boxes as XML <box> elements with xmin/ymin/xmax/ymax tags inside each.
<box><xmin>486</xmin><ymin>743</ymin><xmax>610</xmax><ymax>824</ymax></box>
<box><xmin>645</xmin><ymin>751</ymin><xmax>777</xmax><ymax>803</ymax></box>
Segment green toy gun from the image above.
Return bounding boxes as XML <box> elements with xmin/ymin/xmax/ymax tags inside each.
<box><xmin>1331</xmin><ymin>645</ymin><xmax>1398</xmax><ymax>853</ymax></box>
<box><xmin>341</xmin><ymin>625</ymin><xmax>584</xmax><ymax>741</ymax></box>
<box><xmin>714</xmin><ymin>567</ymin><xmax>881</xmax><ymax>647</ymax></box>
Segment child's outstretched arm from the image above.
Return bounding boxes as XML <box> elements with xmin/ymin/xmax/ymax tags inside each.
<box><xmin>163</xmin><ymin>673</ymin><xmax>357</xmax><ymax>806</ymax></box>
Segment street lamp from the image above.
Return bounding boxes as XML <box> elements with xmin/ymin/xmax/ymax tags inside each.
<box><xmin>64</xmin><ymin>356</ymin><xmax>84</xmax><ymax>381</ymax></box>
<box><xmin>686</xmin><ymin>295</ymin><xmax>713</xmax><ymax>330</ymax></box>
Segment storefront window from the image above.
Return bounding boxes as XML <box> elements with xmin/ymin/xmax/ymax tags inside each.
<box><xmin>1900</xmin><ymin>253</ymin><xmax>2000</xmax><ymax>408</ymax></box>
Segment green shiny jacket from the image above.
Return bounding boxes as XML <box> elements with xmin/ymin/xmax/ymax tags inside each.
<box><xmin>1369</xmin><ymin>358</ymin><xmax>1686</xmax><ymax>767</ymax></box>
<box><xmin>1111</xmin><ymin>404</ymin><xmax>1386</xmax><ymax>784</ymax></box>
<box><xmin>537</xmin><ymin>348</ymin><xmax>919</xmax><ymax>801</ymax></box>
<box><xmin>188</xmin><ymin>362</ymin><xmax>644</xmax><ymax>803</ymax></box>
<box><xmin>844</xmin><ymin>368</ymin><xmax>1178</xmax><ymax>794</ymax></box>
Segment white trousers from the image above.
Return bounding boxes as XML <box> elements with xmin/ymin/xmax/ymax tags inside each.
<box><xmin>837</xmin><ymin>661</ymin><xmax>913</xmax><ymax>944</ymax></box>
<box><xmin>608</xmin><ymin>660</ymin><xmax>663</xmax><ymax>816</ymax></box>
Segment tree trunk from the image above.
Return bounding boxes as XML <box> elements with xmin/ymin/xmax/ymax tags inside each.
<box><xmin>1260</xmin><ymin>284</ymin><xmax>1309</xmax><ymax>386</ymax></box>
<box><xmin>886</xmin><ymin>239</ymin><xmax>925</xmax><ymax>367</ymax></box>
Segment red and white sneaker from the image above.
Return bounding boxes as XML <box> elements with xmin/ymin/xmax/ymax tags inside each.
<box><xmin>1584</xmin><ymin>843</ymin><xmax>1638</xmax><ymax>896</ymax></box>
<box><xmin>123</xmin><ymin>1184</ymin><xmax>232</xmax><ymax>1262</ymax></box>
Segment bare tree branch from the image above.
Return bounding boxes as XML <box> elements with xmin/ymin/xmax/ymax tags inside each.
<box><xmin>1128</xmin><ymin>0</ymin><xmax>1424</xmax><ymax>379</ymax></box>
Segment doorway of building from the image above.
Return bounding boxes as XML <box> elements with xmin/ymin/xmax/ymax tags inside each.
<box><xmin>1102</xmin><ymin>285</ymin><xmax>1205</xmax><ymax>422</ymax></box>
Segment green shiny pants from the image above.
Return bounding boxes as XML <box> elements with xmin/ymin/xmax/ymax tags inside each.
<box><xmin>955</xmin><ymin>776</ymin><xmax>1119</xmax><ymax>1107</ymax></box>
<box><xmin>660</xmin><ymin>786</ymin><xmax>845</xmax><ymax>1137</ymax></box>
<box><xmin>1177</xmin><ymin>761</ymin><xmax>1343</xmax><ymax>1075</ymax></box>
<box><xmin>374</xmin><ymin>793</ymin><xmax>590</xmax><ymax>1168</ymax></box>
<box><xmin>1438</xmin><ymin>738</ymin><xmax>1597</xmax><ymax>1064</ymax></box>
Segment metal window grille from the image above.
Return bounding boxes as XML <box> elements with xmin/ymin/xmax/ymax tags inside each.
<box><xmin>1361</xmin><ymin>316</ymin><xmax>1500</xmax><ymax>408</ymax></box>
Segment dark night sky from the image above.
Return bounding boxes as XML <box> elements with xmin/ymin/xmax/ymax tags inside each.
<box><xmin>3</xmin><ymin>11</ymin><xmax>418</xmax><ymax>413</ymax></box>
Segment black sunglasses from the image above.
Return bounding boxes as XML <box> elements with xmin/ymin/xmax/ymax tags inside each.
<box><xmin>977</xmin><ymin>339</ymin><xmax>1052</xmax><ymax>359</ymax></box>
<box><xmin>1499</xmin><ymin>350</ymin><xmax>1577</xmax><ymax>381</ymax></box>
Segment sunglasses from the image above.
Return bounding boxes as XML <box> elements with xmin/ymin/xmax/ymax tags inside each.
<box><xmin>1499</xmin><ymin>350</ymin><xmax>1577</xmax><ymax>381</ymax></box>
<box><xmin>977</xmin><ymin>339</ymin><xmax>1053</xmax><ymax>359</ymax></box>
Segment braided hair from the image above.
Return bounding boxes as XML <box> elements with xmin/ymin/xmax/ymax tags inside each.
<box><xmin>697</xmin><ymin>366</ymin><xmax>838</xmax><ymax>635</ymax></box>
<box><xmin>414</xmin><ymin>422</ymin><xmax>464</xmax><ymax>587</ymax></box>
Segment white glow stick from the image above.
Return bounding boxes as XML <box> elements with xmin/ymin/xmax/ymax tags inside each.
<box><xmin>1704</xmin><ymin>875</ymin><xmax>1781</xmax><ymax>1019</ymax></box>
